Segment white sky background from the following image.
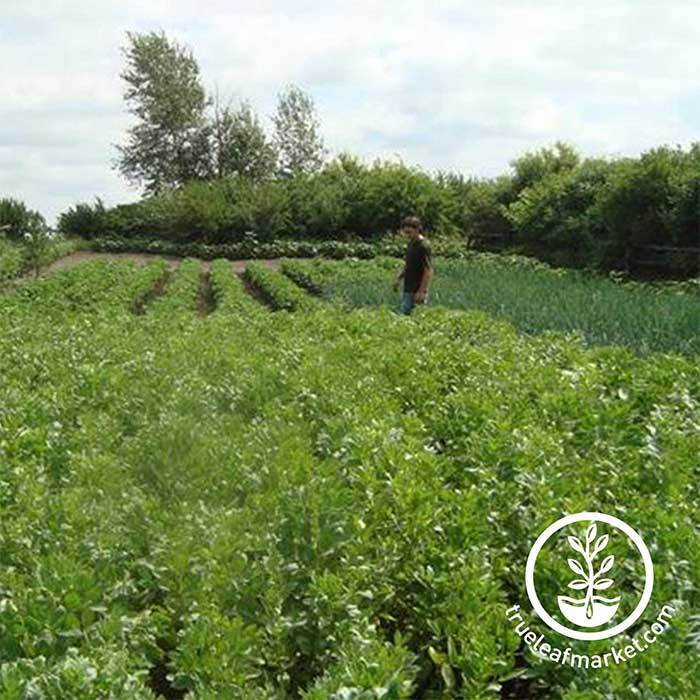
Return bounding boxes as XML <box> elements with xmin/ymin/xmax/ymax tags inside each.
<box><xmin>1</xmin><ymin>0</ymin><xmax>699</xmax><ymax>226</ymax></box>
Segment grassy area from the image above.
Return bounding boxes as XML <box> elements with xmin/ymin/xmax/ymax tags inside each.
<box><xmin>0</xmin><ymin>258</ymin><xmax>698</xmax><ymax>697</ymax></box>
<box><xmin>285</xmin><ymin>255</ymin><xmax>700</xmax><ymax>356</ymax></box>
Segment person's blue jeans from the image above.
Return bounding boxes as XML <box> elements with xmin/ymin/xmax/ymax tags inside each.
<box><xmin>400</xmin><ymin>292</ymin><xmax>415</xmax><ymax>315</ymax></box>
<box><xmin>400</xmin><ymin>291</ymin><xmax>428</xmax><ymax>315</ymax></box>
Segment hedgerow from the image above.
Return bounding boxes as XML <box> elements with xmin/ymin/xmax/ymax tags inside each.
<box><xmin>84</xmin><ymin>235</ymin><xmax>471</xmax><ymax>261</ymax></box>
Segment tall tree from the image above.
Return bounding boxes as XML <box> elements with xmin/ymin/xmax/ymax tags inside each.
<box><xmin>271</xmin><ymin>85</ymin><xmax>326</xmax><ymax>177</ymax></box>
<box><xmin>113</xmin><ymin>30</ymin><xmax>211</xmax><ymax>194</ymax></box>
<box><xmin>210</xmin><ymin>94</ymin><xmax>277</xmax><ymax>180</ymax></box>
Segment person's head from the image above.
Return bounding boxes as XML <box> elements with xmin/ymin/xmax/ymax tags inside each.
<box><xmin>400</xmin><ymin>215</ymin><xmax>423</xmax><ymax>240</ymax></box>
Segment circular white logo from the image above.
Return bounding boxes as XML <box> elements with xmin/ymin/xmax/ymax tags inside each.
<box><xmin>525</xmin><ymin>512</ymin><xmax>654</xmax><ymax>641</ymax></box>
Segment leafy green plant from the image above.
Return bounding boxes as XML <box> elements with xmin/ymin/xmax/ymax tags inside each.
<box><xmin>1</xmin><ymin>253</ymin><xmax>699</xmax><ymax>698</ymax></box>
<box><xmin>0</xmin><ymin>237</ymin><xmax>23</xmax><ymax>281</ymax></box>
<box><xmin>57</xmin><ymin>198</ymin><xmax>107</xmax><ymax>239</ymax></box>
<box><xmin>244</xmin><ymin>262</ymin><xmax>317</xmax><ymax>311</ymax></box>
<box><xmin>0</xmin><ymin>198</ymin><xmax>47</xmax><ymax>242</ymax></box>
<box><xmin>22</xmin><ymin>220</ymin><xmax>53</xmax><ymax>278</ymax></box>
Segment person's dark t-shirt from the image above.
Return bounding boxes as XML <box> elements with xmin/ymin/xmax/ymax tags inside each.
<box><xmin>403</xmin><ymin>237</ymin><xmax>432</xmax><ymax>293</ymax></box>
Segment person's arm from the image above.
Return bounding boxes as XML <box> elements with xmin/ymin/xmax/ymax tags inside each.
<box><xmin>393</xmin><ymin>264</ymin><xmax>406</xmax><ymax>291</ymax></box>
<box><xmin>415</xmin><ymin>245</ymin><xmax>432</xmax><ymax>301</ymax></box>
<box><xmin>415</xmin><ymin>266</ymin><xmax>432</xmax><ymax>301</ymax></box>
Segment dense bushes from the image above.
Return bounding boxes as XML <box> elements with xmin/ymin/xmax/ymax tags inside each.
<box><xmin>514</xmin><ymin>145</ymin><xmax>700</xmax><ymax>272</ymax></box>
<box><xmin>58</xmin><ymin>156</ymin><xmax>467</xmax><ymax>243</ymax></box>
<box><xmin>506</xmin><ymin>158</ymin><xmax>612</xmax><ymax>267</ymax></box>
<box><xmin>56</xmin><ymin>198</ymin><xmax>107</xmax><ymax>240</ymax></box>
<box><xmin>54</xmin><ymin>142</ymin><xmax>700</xmax><ymax>277</ymax></box>
<box><xmin>0</xmin><ymin>198</ymin><xmax>47</xmax><ymax>241</ymax></box>
<box><xmin>591</xmin><ymin>146</ymin><xmax>700</xmax><ymax>269</ymax></box>
<box><xmin>462</xmin><ymin>175</ymin><xmax>514</xmax><ymax>244</ymax></box>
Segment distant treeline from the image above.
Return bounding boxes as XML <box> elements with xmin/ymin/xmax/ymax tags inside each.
<box><xmin>3</xmin><ymin>140</ymin><xmax>700</xmax><ymax>277</ymax></box>
<box><xmin>53</xmin><ymin>142</ymin><xmax>700</xmax><ymax>276</ymax></box>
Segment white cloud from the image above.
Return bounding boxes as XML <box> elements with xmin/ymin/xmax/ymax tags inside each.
<box><xmin>1</xmin><ymin>0</ymin><xmax>699</xmax><ymax>225</ymax></box>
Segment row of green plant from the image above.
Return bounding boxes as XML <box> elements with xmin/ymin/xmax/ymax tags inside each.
<box><xmin>148</xmin><ymin>258</ymin><xmax>202</xmax><ymax>317</ymax></box>
<box><xmin>280</xmin><ymin>256</ymin><xmax>700</xmax><ymax>356</ymax></box>
<box><xmin>84</xmin><ymin>233</ymin><xmax>471</xmax><ymax>261</ymax></box>
<box><xmin>209</xmin><ymin>259</ymin><xmax>266</xmax><ymax>316</ymax></box>
<box><xmin>279</xmin><ymin>259</ymin><xmax>325</xmax><ymax>296</ymax></box>
<box><xmin>0</xmin><ymin>260</ymin><xmax>698</xmax><ymax>697</ymax></box>
<box><xmin>244</xmin><ymin>262</ymin><xmax>318</xmax><ymax>312</ymax></box>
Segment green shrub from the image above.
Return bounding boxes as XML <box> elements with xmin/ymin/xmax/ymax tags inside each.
<box><xmin>591</xmin><ymin>146</ymin><xmax>689</xmax><ymax>266</ymax></box>
<box><xmin>0</xmin><ymin>238</ymin><xmax>23</xmax><ymax>280</ymax></box>
<box><xmin>0</xmin><ymin>198</ymin><xmax>46</xmax><ymax>241</ymax></box>
<box><xmin>57</xmin><ymin>198</ymin><xmax>107</xmax><ymax>239</ymax></box>
<box><xmin>54</xmin><ymin>140</ymin><xmax>700</xmax><ymax>278</ymax></box>
<box><xmin>463</xmin><ymin>175</ymin><xmax>514</xmax><ymax>245</ymax></box>
<box><xmin>221</xmin><ymin>177</ymin><xmax>291</xmax><ymax>242</ymax></box>
<box><xmin>667</xmin><ymin>143</ymin><xmax>700</xmax><ymax>248</ymax></box>
<box><xmin>162</xmin><ymin>181</ymin><xmax>231</xmax><ymax>243</ymax></box>
<box><xmin>59</xmin><ymin>157</ymin><xmax>465</xmax><ymax>243</ymax></box>
<box><xmin>506</xmin><ymin>158</ymin><xmax>612</xmax><ymax>267</ymax></box>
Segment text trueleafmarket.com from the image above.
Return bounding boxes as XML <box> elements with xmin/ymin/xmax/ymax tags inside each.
<box><xmin>505</xmin><ymin>604</ymin><xmax>676</xmax><ymax>669</ymax></box>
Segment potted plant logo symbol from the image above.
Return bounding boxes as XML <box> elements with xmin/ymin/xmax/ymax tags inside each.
<box><xmin>557</xmin><ymin>522</ymin><xmax>621</xmax><ymax>628</ymax></box>
<box><xmin>525</xmin><ymin>512</ymin><xmax>654</xmax><ymax>641</ymax></box>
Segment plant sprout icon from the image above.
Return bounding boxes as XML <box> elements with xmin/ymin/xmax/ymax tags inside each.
<box><xmin>557</xmin><ymin>522</ymin><xmax>622</xmax><ymax>628</ymax></box>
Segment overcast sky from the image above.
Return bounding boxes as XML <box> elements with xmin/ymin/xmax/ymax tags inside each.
<box><xmin>2</xmin><ymin>0</ymin><xmax>699</xmax><ymax>226</ymax></box>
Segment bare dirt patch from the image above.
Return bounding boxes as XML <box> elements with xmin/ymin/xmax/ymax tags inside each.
<box><xmin>231</xmin><ymin>258</ymin><xmax>282</xmax><ymax>273</ymax></box>
<box><xmin>3</xmin><ymin>253</ymin><xmax>290</xmax><ymax>296</ymax></box>
<box><xmin>44</xmin><ymin>251</ymin><xmax>183</xmax><ymax>275</ymax></box>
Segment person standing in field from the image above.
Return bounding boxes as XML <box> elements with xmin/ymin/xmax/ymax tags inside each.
<box><xmin>393</xmin><ymin>215</ymin><xmax>433</xmax><ymax>315</ymax></box>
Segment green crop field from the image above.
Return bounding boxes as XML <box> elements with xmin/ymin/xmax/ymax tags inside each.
<box><xmin>0</xmin><ymin>257</ymin><xmax>698</xmax><ymax>699</ymax></box>
<box><xmin>281</xmin><ymin>255</ymin><xmax>700</xmax><ymax>356</ymax></box>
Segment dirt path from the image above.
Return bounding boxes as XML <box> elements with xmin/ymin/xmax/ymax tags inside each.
<box><xmin>32</xmin><ymin>251</ymin><xmax>282</xmax><ymax>278</ymax></box>
<box><xmin>231</xmin><ymin>258</ymin><xmax>281</xmax><ymax>272</ymax></box>
<box><xmin>44</xmin><ymin>251</ymin><xmax>183</xmax><ymax>274</ymax></box>
<box><xmin>1</xmin><ymin>252</ymin><xmax>286</xmax><ymax>295</ymax></box>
